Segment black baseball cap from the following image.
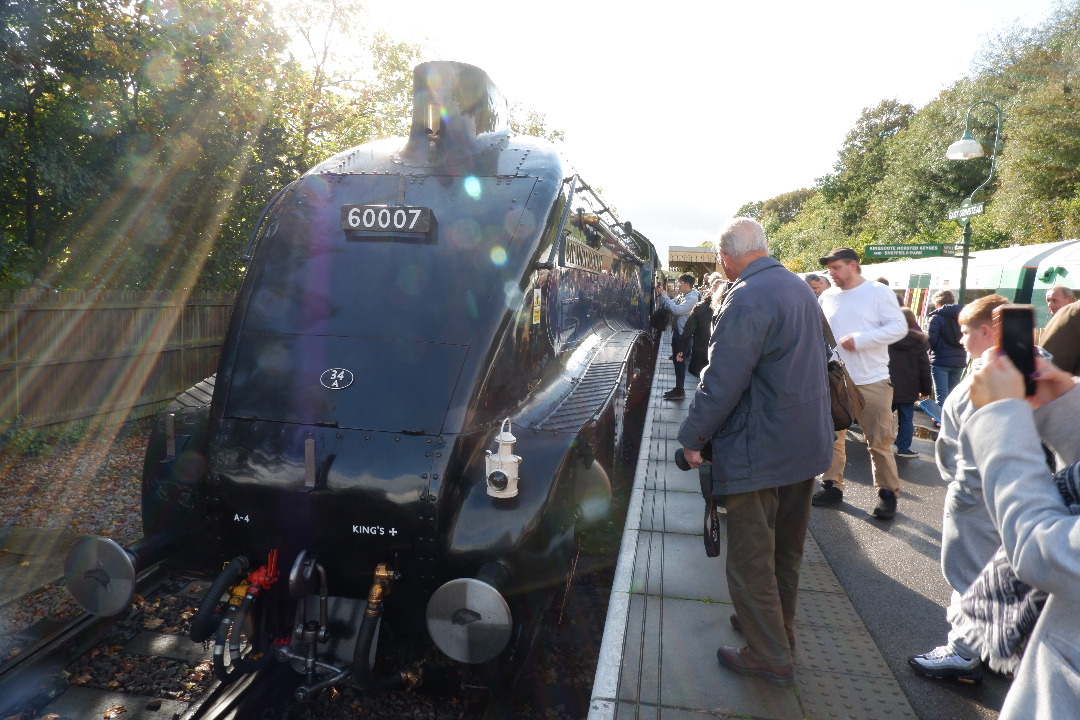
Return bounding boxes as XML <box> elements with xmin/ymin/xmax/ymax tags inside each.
<box><xmin>818</xmin><ymin>247</ymin><xmax>860</xmax><ymax>265</ymax></box>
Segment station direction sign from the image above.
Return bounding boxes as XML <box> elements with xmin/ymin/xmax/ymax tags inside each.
<box><xmin>865</xmin><ymin>243</ymin><xmax>958</xmax><ymax>259</ymax></box>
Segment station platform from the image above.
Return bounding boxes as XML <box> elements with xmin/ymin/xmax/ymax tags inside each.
<box><xmin>589</xmin><ymin>333</ymin><xmax>921</xmax><ymax>720</ymax></box>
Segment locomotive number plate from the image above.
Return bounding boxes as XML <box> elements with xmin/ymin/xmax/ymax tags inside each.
<box><xmin>341</xmin><ymin>205</ymin><xmax>432</xmax><ymax>233</ymax></box>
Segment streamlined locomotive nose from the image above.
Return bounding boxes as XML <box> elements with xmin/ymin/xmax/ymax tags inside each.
<box><xmin>73</xmin><ymin>59</ymin><xmax>661</xmax><ymax>704</ymax></box>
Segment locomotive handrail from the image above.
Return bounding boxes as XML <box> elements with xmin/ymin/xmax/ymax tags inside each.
<box><xmin>572</xmin><ymin>178</ymin><xmax>644</xmax><ymax>265</ymax></box>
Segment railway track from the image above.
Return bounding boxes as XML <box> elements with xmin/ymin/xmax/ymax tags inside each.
<box><xmin>0</xmin><ymin>525</ymin><xmax>620</xmax><ymax>720</ymax></box>
<box><xmin>0</xmin><ymin>406</ymin><xmax>637</xmax><ymax>720</ymax></box>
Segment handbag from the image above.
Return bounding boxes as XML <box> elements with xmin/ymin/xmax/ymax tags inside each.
<box><xmin>650</xmin><ymin>305</ymin><xmax>672</xmax><ymax>330</ymax></box>
<box><xmin>820</xmin><ymin>310</ymin><xmax>865</xmax><ymax>431</ymax></box>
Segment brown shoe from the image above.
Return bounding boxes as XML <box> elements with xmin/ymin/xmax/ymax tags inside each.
<box><xmin>729</xmin><ymin>613</ymin><xmax>796</xmax><ymax>650</ymax></box>
<box><xmin>716</xmin><ymin>645</ymin><xmax>794</xmax><ymax>687</ymax></box>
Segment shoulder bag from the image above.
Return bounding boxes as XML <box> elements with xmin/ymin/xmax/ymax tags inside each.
<box><xmin>820</xmin><ymin>309</ymin><xmax>866</xmax><ymax>431</ymax></box>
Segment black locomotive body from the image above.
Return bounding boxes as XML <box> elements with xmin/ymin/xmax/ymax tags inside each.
<box><xmin>66</xmin><ymin>61</ymin><xmax>660</xmax><ymax>698</ymax></box>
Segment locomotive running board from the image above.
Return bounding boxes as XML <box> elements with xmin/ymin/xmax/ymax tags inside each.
<box><xmin>538</xmin><ymin>330</ymin><xmax>641</xmax><ymax>431</ymax></box>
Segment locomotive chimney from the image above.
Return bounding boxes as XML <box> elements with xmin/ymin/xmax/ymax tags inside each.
<box><xmin>400</xmin><ymin>61</ymin><xmax>509</xmax><ymax>164</ymax></box>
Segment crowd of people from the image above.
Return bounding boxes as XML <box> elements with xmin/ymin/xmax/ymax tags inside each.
<box><xmin>655</xmin><ymin>220</ymin><xmax>1080</xmax><ymax>715</ymax></box>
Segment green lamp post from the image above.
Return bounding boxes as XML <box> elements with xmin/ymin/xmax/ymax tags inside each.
<box><xmin>946</xmin><ymin>100</ymin><xmax>1002</xmax><ymax>303</ymax></box>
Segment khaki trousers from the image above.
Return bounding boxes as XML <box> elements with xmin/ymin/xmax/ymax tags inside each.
<box><xmin>821</xmin><ymin>378</ymin><xmax>901</xmax><ymax>494</ymax></box>
<box><xmin>725</xmin><ymin>478</ymin><xmax>815</xmax><ymax>668</ymax></box>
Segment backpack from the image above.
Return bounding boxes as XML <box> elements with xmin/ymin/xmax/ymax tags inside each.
<box><xmin>649</xmin><ymin>305</ymin><xmax>672</xmax><ymax>330</ymax></box>
<box><xmin>941</xmin><ymin>315</ymin><xmax>963</xmax><ymax>349</ymax></box>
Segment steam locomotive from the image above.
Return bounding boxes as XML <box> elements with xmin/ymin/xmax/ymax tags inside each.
<box><xmin>65</xmin><ymin>61</ymin><xmax>660</xmax><ymax>701</ymax></box>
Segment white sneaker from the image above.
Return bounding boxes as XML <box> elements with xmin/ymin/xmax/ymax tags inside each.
<box><xmin>907</xmin><ymin>645</ymin><xmax>982</xmax><ymax>683</ymax></box>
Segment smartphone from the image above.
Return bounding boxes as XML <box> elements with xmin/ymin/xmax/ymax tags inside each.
<box><xmin>992</xmin><ymin>304</ymin><xmax>1036</xmax><ymax>396</ymax></box>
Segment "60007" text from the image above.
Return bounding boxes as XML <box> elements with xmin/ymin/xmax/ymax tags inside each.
<box><xmin>340</xmin><ymin>205</ymin><xmax>432</xmax><ymax>233</ymax></box>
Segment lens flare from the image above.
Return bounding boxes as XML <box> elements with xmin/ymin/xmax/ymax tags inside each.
<box><xmin>464</xmin><ymin>176</ymin><xmax>482</xmax><ymax>200</ymax></box>
<box><xmin>509</xmin><ymin>208</ymin><xmax>535</xmax><ymax>236</ymax></box>
<box><xmin>396</xmin><ymin>263</ymin><xmax>426</xmax><ymax>295</ymax></box>
<box><xmin>503</xmin><ymin>281</ymin><xmax>524</xmax><ymax>310</ymax></box>
<box><xmin>490</xmin><ymin>246</ymin><xmax>507</xmax><ymax>266</ymax></box>
<box><xmin>448</xmin><ymin>218</ymin><xmax>481</xmax><ymax>250</ymax></box>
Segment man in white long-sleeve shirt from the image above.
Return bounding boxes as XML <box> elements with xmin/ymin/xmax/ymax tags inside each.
<box><xmin>813</xmin><ymin>247</ymin><xmax>908</xmax><ymax>519</ymax></box>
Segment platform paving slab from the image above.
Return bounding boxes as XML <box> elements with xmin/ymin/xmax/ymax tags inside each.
<box><xmin>590</xmin><ymin>331</ymin><xmax>917</xmax><ymax>720</ymax></box>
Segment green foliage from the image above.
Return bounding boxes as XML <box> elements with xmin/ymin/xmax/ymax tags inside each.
<box><xmin>767</xmin><ymin>193</ymin><xmax>846</xmax><ymax>272</ymax></box>
<box><xmin>0</xmin><ymin>0</ymin><xmax>436</xmax><ymax>293</ymax></box>
<box><xmin>510</xmin><ymin>102</ymin><xmax>565</xmax><ymax>142</ymax></box>
<box><xmin>733</xmin><ymin>200</ymin><xmax>763</xmax><ymax>219</ymax></box>
<box><xmin>58</xmin><ymin>421</ymin><xmax>90</xmax><ymax>445</ymax></box>
<box><xmin>0</xmin><ymin>416</ymin><xmax>92</xmax><ymax>457</ymax></box>
<box><xmin>757</xmin><ymin>1</ymin><xmax>1080</xmax><ymax>269</ymax></box>
<box><xmin>818</xmin><ymin>99</ymin><xmax>915</xmax><ymax>237</ymax></box>
<box><xmin>1</xmin><ymin>416</ymin><xmax>51</xmax><ymax>457</ymax></box>
<box><xmin>761</xmin><ymin>189</ymin><xmax>814</xmax><ymax>225</ymax></box>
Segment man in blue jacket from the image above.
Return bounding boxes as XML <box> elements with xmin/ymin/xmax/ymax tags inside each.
<box><xmin>678</xmin><ymin>218</ymin><xmax>834</xmax><ymax>687</ymax></box>
<box><xmin>928</xmin><ymin>290</ymin><xmax>967</xmax><ymax>405</ymax></box>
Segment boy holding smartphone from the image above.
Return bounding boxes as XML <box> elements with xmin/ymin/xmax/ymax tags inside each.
<box><xmin>908</xmin><ymin>294</ymin><xmax>1010</xmax><ymax>683</ymax></box>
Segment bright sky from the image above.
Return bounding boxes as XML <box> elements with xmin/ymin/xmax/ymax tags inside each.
<box><xmin>369</xmin><ymin>0</ymin><xmax>1061</xmax><ymax>265</ymax></box>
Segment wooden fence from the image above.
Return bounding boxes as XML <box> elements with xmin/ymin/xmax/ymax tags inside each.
<box><xmin>0</xmin><ymin>290</ymin><xmax>236</xmax><ymax>432</ymax></box>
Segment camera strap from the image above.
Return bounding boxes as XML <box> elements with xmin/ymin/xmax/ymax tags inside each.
<box><xmin>703</xmin><ymin>497</ymin><xmax>721</xmax><ymax>557</ymax></box>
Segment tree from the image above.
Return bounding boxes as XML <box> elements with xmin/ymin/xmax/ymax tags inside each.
<box><xmin>817</xmin><ymin>99</ymin><xmax>915</xmax><ymax>237</ymax></box>
<box><xmin>0</xmin><ymin>0</ymin><xmax>426</xmax><ymax>292</ymax></box>
<box><xmin>510</xmin><ymin>102</ymin><xmax>565</xmax><ymax>142</ymax></box>
<box><xmin>733</xmin><ymin>200</ymin><xmax>763</xmax><ymax>219</ymax></box>
<box><xmin>761</xmin><ymin>189</ymin><xmax>814</xmax><ymax>225</ymax></box>
<box><xmin>275</xmin><ymin>0</ymin><xmax>423</xmax><ymax>163</ymax></box>
<box><xmin>975</xmin><ymin>4</ymin><xmax>1080</xmax><ymax>243</ymax></box>
<box><xmin>768</xmin><ymin>193</ymin><xmax>846</xmax><ymax>272</ymax></box>
<box><xmin>0</xmin><ymin>0</ymin><xmax>104</xmax><ymax>282</ymax></box>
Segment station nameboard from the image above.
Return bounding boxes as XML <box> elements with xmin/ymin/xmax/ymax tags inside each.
<box><xmin>864</xmin><ymin>243</ymin><xmax>958</xmax><ymax>259</ymax></box>
<box><xmin>947</xmin><ymin>202</ymin><xmax>985</xmax><ymax>222</ymax></box>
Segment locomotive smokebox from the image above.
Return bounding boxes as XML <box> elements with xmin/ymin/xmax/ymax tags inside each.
<box><xmin>400</xmin><ymin>61</ymin><xmax>508</xmax><ymax>164</ymax></box>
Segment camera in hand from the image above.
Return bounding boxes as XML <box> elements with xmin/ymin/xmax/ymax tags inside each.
<box><xmin>674</xmin><ymin>444</ymin><xmax>712</xmax><ymax>471</ymax></box>
<box><xmin>993</xmin><ymin>304</ymin><xmax>1037</xmax><ymax>396</ymax></box>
